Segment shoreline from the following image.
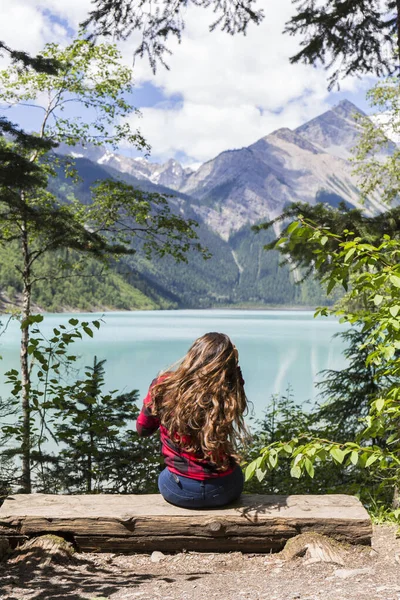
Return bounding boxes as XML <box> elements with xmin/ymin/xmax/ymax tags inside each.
<box><xmin>0</xmin><ymin>303</ymin><xmax>327</xmax><ymax>315</ymax></box>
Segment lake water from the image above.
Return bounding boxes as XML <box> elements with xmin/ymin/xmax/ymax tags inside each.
<box><xmin>0</xmin><ymin>310</ymin><xmax>348</xmax><ymax>419</ymax></box>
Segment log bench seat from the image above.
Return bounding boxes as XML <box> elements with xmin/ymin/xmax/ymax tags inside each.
<box><xmin>0</xmin><ymin>493</ymin><xmax>372</xmax><ymax>553</ymax></box>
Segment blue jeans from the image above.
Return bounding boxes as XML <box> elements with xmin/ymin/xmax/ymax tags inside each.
<box><xmin>158</xmin><ymin>465</ymin><xmax>244</xmax><ymax>509</ymax></box>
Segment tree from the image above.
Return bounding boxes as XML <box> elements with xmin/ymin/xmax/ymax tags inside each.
<box><xmin>0</xmin><ymin>42</ymin><xmax>58</xmax><ymax>206</ymax></box>
<box><xmin>285</xmin><ymin>0</ymin><xmax>400</xmax><ymax>89</ymax></box>
<box><xmin>82</xmin><ymin>0</ymin><xmax>400</xmax><ymax>84</ymax></box>
<box><xmin>353</xmin><ymin>77</ymin><xmax>400</xmax><ymax>205</ymax></box>
<box><xmin>0</xmin><ymin>38</ymin><xmax>206</xmax><ymax>493</ymax></box>
<box><xmin>316</xmin><ymin>327</ymin><xmax>381</xmax><ymax>440</ymax></box>
<box><xmin>243</xmin><ymin>387</ymin><xmax>375</xmax><ymax>499</ymax></box>
<box><xmin>254</xmin><ymin>201</ymin><xmax>400</xmax><ymax>285</ymax></box>
<box><xmin>48</xmin><ymin>356</ymin><xmax>160</xmax><ymax>494</ymax></box>
<box><xmin>245</xmin><ymin>221</ymin><xmax>400</xmax><ymax>507</ymax></box>
<box><xmin>82</xmin><ymin>0</ymin><xmax>264</xmax><ymax>72</ymax></box>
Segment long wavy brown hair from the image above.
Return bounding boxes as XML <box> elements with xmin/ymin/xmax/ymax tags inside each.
<box><xmin>150</xmin><ymin>332</ymin><xmax>248</xmax><ymax>470</ymax></box>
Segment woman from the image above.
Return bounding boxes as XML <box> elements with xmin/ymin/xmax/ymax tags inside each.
<box><xmin>136</xmin><ymin>332</ymin><xmax>248</xmax><ymax>508</ymax></box>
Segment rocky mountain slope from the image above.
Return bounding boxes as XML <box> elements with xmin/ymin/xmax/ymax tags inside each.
<box><xmin>178</xmin><ymin>100</ymin><xmax>384</xmax><ymax>239</ymax></box>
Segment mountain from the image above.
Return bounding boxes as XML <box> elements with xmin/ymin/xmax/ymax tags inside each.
<box><xmin>6</xmin><ymin>99</ymin><xmax>385</xmax><ymax>312</ymax></box>
<box><xmin>56</xmin><ymin>142</ymin><xmax>193</xmax><ymax>190</ymax></box>
<box><xmin>177</xmin><ymin>101</ymin><xmax>385</xmax><ymax>239</ymax></box>
<box><xmin>295</xmin><ymin>99</ymin><xmax>366</xmax><ymax>159</ymax></box>
<box><xmin>57</xmin><ymin>101</ymin><xmax>386</xmax><ymax>242</ymax></box>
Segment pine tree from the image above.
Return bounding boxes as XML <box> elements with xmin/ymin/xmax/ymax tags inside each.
<box><xmin>286</xmin><ymin>0</ymin><xmax>400</xmax><ymax>88</ymax></box>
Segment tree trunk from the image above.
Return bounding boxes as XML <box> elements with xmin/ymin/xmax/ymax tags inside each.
<box><xmin>20</xmin><ymin>215</ymin><xmax>32</xmax><ymax>494</ymax></box>
<box><xmin>396</xmin><ymin>0</ymin><xmax>400</xmax><ymax>72</ymax></box>
<box><xmin>392</xmin><ymin>484</ymin><xmax>400</xmax><ymax>510</ymax></box>
<box><xmin>87</xmin><ymin>402</ymin><xmax>94</xmax><ymax>493</ymax></box>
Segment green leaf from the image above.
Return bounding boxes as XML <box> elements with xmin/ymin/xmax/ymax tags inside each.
<box><xmin>320</xmin><ymin>236</ymin><xmax>328</xmax><ymax>246</ymax></box>
<box><xmin>344</xmin><ymin>247</ymin><xmax>356</xmax><ymax>263</ymax></box>
<box><xmin>290</xmin><ymin>465</ymin><xmax>302</xmax><ymax>479</ymax></box>
<box><xmin>69</xmin><ymin>318</ymin><xmax>79</xmax><ymax>326</ymax></box>
<box><xmin>390</xmin><ymin>275</ymin><xmax>400</xmax><ymax>288</ymax></box>
<box><xmin>244</xmin><ymin>461</ymin><xmax>257</xmax><ymax>482</ymax></box>
<box><xmin>274</xmin><ymin>237</ymin><xmax>287</xmax><ymax>248</ymax></box>
<box><xmin>373</xmin><ymin>294</ymin><xmax>383</xmax><ymax>306</ymax></box>
<box><xmin>326</xmin><ymin>279</ymin><xmax>336</xmax><ymax>295</ymax></box>
<box><xmin>287</xmin><ymin>221</ymin><xmax>300</xmax><ymax>234</ymax></box>
<box><xmin>304</xmin><ymin>457</ymin><xmax>315</xmax><ymax>478</ymax></box>
<box><xmin>375</xmin><ymin>398</ymin><xmax>385</xmax><ymax>412</ymax></box>
<box><xmin>256</xmin><ymin>468</ymin><xmax>266</xmax><ymax>482</ymax></box>
<box><xmin>365</xmin><ymin>454</ymin><xmax>379</xmax><ymax>467</ymax></box>
<box><xmin>268</xmin><ymin>451</ymin><xmax>278</xmax><ymax>469</ymax></box>
<box><xmin>330</xmin><ymin>447</ymin><xmax>345</xmax><ymax>464</ymax></box>
<box><xmin>350</xmin><ymin>451</ymin><xmax>359</xmax><ymax>466</ymax></box>
<box><xmin>390</xmin><ymin>305</ymin><xmax>400</xmax><ymax>318</ymax></box>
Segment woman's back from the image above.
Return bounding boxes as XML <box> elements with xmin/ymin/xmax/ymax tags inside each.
<box><xmin>136</xmin><ymin>332</ymin><xmax>248</xmax><ymax>508</ymax></box>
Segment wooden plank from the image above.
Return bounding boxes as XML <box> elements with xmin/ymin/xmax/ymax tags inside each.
<box><xmin>0</xmin><ymin>493</ymin><xmax>372</xmax><ymax>553</ymax></box>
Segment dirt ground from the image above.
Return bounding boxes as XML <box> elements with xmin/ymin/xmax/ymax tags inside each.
<box><xmin>0</xmin><ymin>525</ymin><xmax>399</xmax><ymax>600</ymax></box>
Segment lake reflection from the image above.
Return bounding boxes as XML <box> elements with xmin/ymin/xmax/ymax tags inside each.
<box><xmin>0</xmin><ymin>310</ymin><xmax>348</xmax><ymax>418</ymax></box>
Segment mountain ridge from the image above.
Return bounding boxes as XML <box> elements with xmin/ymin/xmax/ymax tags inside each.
<box><xmin>56</xmin><ymin>100</ymin><xmax>386</xmax><ymax>242</ymax></box>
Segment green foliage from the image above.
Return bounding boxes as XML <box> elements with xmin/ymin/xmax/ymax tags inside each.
<box><xmin>0</xmin><ymin>42</ymin><xmax>58</xmax><ymax>197</ymax></box>
<box><xmin>0</xmin><ymin>320</ymin><xmax>161</xmax><ymax>494</ymax></box>
<box><xmin>285</xmin><ymin>0</ymin><xmax>399</xmax><ymax>88</ymax></box>
<box><xmin>243</xmin><ymin>389</ymin><xmax>364</xmax><ymax>496</ymax></box>
<box><xmin>0</xmin><ymin>37</ymin><xmax>205</xmax><ymax>491</ymax></box>
<box><xmin>46</xmin><ymin>356</ymin><xmax>160</xmax><ymax>494</ymax></box>
<box><xmin>89</xmin><ymin>180</ymin><xmax>208</xmax><ymax>263</ymax></box>
<box><xmin>0</xmin><ymin>317</ymin><xmax>101</xmax><ymax>486</ymax></box>
<box><xmin>0</xmin><ymin>36</ymin><xmax>204</xmax><ymax>261</ymax></box>
<box><xmin>0</xmin><ymin>38</ymin><xmax>146</xmax><ymax>153</ymax></box>
<box><xmin>245</xmin><ymin>220</ymin><xmax>400</xmax><ymax>507</ymax></box>
<box><xmin>0</xmin><ymin>242</ymin><xmax>169</xmax><ymax>312</ymax></box>
<box><xmin>254</xmin><ymin>201</ymin><xmax>400</xmax><ymax>283</ymax></box>
<box><xmin>246</xmin><ymin>82</ymin><xmax>400</xmax><ymax>512</ymax></box>
<box><xmin>352</xmin><ymin>78</ymin><xmax>400</xmax><ymax>205</ymax></box>
<box><xmin>316</xmin><ymin>327</ymin><xmax>382</xmax><ymax>440</ymax></box>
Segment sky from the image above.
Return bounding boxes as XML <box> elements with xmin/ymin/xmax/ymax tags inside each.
<box><xmin>0</xmin><ymin>0</ymin><xmax>375</xmax><ymax>168</ymax></box>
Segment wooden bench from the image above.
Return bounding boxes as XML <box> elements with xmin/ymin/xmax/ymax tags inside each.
<box><xmin>0</xmin><ymin>493</ymin><xmax>372</xmax><ymax>553</ymax></box>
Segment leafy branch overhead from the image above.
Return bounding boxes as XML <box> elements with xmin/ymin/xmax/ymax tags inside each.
<box><xmin>90</xmin><ymin>181</ymin><xmax>209</xmax><ymax>262</ymax></box>
<box><xmin>82</xmin><ymin>0</ymin><xmax>400</xmax><ymax>85</ymax></box>
<box><xmin>286</xmin><ymin>0</ymin><xmax>400</xmax><ymax>88</ymax></box>
<box><xmin>82</xmin><ymin>0</ymin><xmax>264</xmax><ymax>72</ymax></box>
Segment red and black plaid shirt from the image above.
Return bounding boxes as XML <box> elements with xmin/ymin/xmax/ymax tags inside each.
<box><xmin>136</xmin><ymin>377</ymin><xmax>236</xmax><ymax>480</ymax></box>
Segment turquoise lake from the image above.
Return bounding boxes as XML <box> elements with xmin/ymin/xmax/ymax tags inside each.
<box><xmin>0</xmin><ymin>310</ymin><xmax>348</xmax><ymax>419</ymax></box>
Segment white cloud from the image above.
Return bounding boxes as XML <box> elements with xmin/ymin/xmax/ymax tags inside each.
<box><xmin>0</xmin><ymin>0</ymin><xmax>372</xmax><ymax>164</ymax></box>
<box><xmin>0</xmin><ymin>0</ymin><xmax>92</xmax><ymax>55</ymax></box>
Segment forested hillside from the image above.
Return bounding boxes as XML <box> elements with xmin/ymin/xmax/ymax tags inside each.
<box><xmin>0</xmin><ymin>243</ymin><xmax>175</xmax><ymax>312</ymax></box>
